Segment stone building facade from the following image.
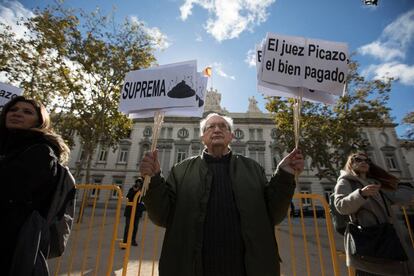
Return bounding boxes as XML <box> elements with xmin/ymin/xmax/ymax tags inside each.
<box><xmin>68</xmin><ymin>89</ymin><xmax>414</xmax><ymax>205</ymax></box>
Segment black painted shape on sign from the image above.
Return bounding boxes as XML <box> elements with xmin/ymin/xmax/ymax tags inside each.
<box><xmin>196</xmin><ymin>95</ymin><xmax>204</xmax><ymax>107</ymax></box>
<box><xmin>167</xmin><ymin>81</ymin><xmax>195</xmax><ymax>99</ymax></box>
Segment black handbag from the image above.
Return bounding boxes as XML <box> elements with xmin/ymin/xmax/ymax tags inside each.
<box><xmin>347</xmin><ymin>222</ymin><xmax>407</xmax><ymax>261</ymax></box>
<box><xmin>347</xmin><ymin>192</ymin><xmax>408</xmax><ymax>262</ymax></box>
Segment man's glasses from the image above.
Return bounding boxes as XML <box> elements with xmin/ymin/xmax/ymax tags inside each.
<box><xmin>204</xmin><ymin>123</ymin><xmax>229</xmax><ymax>132</ymax></box>
<box><xmin>352</xmin><ymin>157</ymin><xmax>370</xmax><ymax>164</ymax></box>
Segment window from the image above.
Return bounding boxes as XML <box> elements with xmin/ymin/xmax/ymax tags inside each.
<box><xmin>385</xmin><ymin>154</ymin><xmax>398</xmax><ymax>170</ymax></box>
<box><xmin>125</xmin><ymin>129</ymin><xmax>132</xmax><ymax>139</ymax></box>
<box><xmin>271</xmin><ymin>128</ymin><xmax>277</xmax><ymax>139</ymax></box>
<box><xmin>271</xmin><ymin>147</ymin><xmax>282</xmax><ymax>170</ymax></box>
<box><xmin>139</xmin><ymin>144</ymin><xmax>150</xmax><ymax>162</ymax></box>
<box><xmin>272</xmin><ymin>156</ymin><xmax>278</xmax><ymax>170</ymax></box>
<box><xmin>78</xmin><ymin>149</ymin><xmax>86</xmax><ymax>161</ymax></box>
<box><xmin>160</xmin><ymin>127</ymin><xmax>166</xmax><ymax>139</ymax></box>
<box><xmin>118</xmin><ymin>148</ymin><xmax>129</xmax><ymax>163</ymax></box>
<box><xmin>91</xmin><ymin>178</ymin><xmax>102</xmax><ymax>198</ymax></box>
<box><xmin>167</xmin><ymin>127</ymin><xmax>173</xmax><ymax>139</ymax></box>
<box><xmin>256</xmin><ymin>129</ymin><xmax>263</xmax><ymax>140</ymax></box>
<box><xmin>143</xmin><ymin>126</ymin><xmax>152</xmax><ymax>137</ymax></box>
<box><xmin>324</xmin><ymin>188</ymin><xmax>333</xmax><ymax>203</ymax></box>
<box><xmin>112</xmin><ymin>179</ymin><xmax>123</xmax><ymax>199</ymax></box>
<box><xmin>232</xmin><ymin>146</ymin><xmax>246</xmax><ymax>156</ymax></box>
<box><xmin>249</xmin><ymin>149</ymin><xmax>265</xmax><ymax>167</ymax></box>
<box><xmin>258</xmin><ymin>151</ymin><xmax>265</xmax><ymax>167</ymax></box>
<box><xmin>158</xmin><ymin>148</ymin><xmax>172</xmax><ymax>175</ymax></box>
<box><xmin>300</xmin><ymin>189</ymin><xmax>311</xmax><ymax>206</ymax></box>
<box><xmin>76</xmin><ymin>176</ymin><xmax>83</xmax><ymax>185</ymax></box>
<box><xmin>249</xmin><ymin>129</ymin><xmax>255</xmax><ymax>140</ymax></box>
<box><xmin>193</xmin><ymin>128</ymin><xmax>200</xmax><ymax>138</ymax></box>
<box><xmin>192</xmin><ymin>147</ymin><xmax>201</xmax><ymax>156</ymax></box>
<box><xmin>176</xmin><ymin>148</ymin><xmax>187</xmax><ymax>163</ymax></box>
<box><xmin>360</xmin><ymin>132</ymin><xmax>368</xmax><ymax>140</ymax></box>
<box><xmin>380</xmin><ymin>132</ymin><xmax>389</xmax><ymax>145</ymax></box>
<box><xmin>98</xmin><ymin>148</ymin><xmax>108</xmax><ymax>162</ymax></box>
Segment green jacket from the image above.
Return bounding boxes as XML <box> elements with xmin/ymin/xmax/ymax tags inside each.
<box><xmin>143</xmin><ymin>153</ymin><xmax>296</xmax><ymax>276</ymax></box>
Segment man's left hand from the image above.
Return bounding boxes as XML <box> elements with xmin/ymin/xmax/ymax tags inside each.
<box><xmin>277</xmin><ymin>148</ymin><xmax>305</xmax><ymax>175</ymax></box>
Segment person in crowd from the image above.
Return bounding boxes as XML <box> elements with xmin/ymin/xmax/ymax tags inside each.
<box><xmin>334</xmin><ymin>152</ymin><xmax>414</xmax><ymax>276</ymax></box>
<box><xmin>139</xmin><ymin>112</ymin><xmax>304</xmax><ymax>276</ymax></box>
<box><xmin>123</xmin><ymin>177</ymin><xmax>146</xmax><ymax>246</ymax></box>
<box><xmin>0</xmin><ymin>96</ymin><xmax>70</xmax><ymax>275</ymax></box>
<box><xmin>290</xmin><ymin>201</ymin><xmax>296</xmax><ymax>217</ymax></box>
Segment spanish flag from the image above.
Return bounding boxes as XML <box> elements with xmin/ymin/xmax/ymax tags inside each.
<box><xmin>203</xmin><ymin>66</ymin><xmax>212</xmax><ymax>77</ymax></box>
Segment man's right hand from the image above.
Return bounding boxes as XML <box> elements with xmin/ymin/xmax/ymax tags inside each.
<box><xmin>139</xmin><ymin>150</ymin><xmax>161</xmax><ymax>177</ymax></box>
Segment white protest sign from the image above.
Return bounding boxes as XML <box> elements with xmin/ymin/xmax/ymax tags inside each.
<box><xmin>0</xmin><ymin>82</ymin><xmax>23</xmax><ymax>108</ymax></box>
<box><xmin>256</xmin><ymin>46</ymin><xmax>339</xmax><ymax>105</ymax></box>
<box><xmin>261</xmin><ymin>33</ymin><xmax>348</xmax><ymax>96</ymax></box>
<box><xmin>119</xmin><ymin>60</ymin><xmax>198</xmax><ymax>114</ymax></box>
<box><xmin>128</xmin><ymin>73</ymin><xmax>208</xmax><ymax>118</ymax></box>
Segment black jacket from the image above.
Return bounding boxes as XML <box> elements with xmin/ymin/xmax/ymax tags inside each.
<box><xmin>0</xmin><ymin>129</ymin><xmax>60</xmax><ymax>275</ymax></box>
<box><xmin>124</xmin><ymin>187</ymin><xmax>146</xmax><ymax>220</ymax></box>
<box><xmin>143</xmin><ymin>153</ymin><xmax>296</xmax><ymax>276</ymax></box>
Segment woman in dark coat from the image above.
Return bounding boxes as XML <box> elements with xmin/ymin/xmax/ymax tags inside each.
<box><xmin>334</xmin><ymin>152</ymin><xmax>414</xmax><ymax>276</ymax></box>
<box><xmin>0</xmin><ymin>96</ymin><xmax>70</xmax><ymax>276</ymax></box>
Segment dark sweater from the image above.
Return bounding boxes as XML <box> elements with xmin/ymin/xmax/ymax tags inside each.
<box><xmin>202</xmin><ymin>151</ymin><xmax>246</xmax><ymax>276</ymax></box>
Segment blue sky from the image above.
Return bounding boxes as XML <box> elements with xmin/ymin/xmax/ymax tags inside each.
<box><xmin>1</xmin><ymin>0</ymin><xmax>413</xmax><ymax>137</ymax></box>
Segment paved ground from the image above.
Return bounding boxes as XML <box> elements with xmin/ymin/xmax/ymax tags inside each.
<box><xmin>47</xmin><ymin>207</ymin><xmax>350</xmax><ymax>276</ymax></box>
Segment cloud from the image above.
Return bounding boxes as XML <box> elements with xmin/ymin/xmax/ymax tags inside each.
<box><xmin>0</xmin><ymin>3</ymin><xmax>172</xmax><ymax>51</ymax></box>
<box><xmin>358</xmin><ymin>41</ymin><xmax>404</xmax><ymax>62</ymax></box>
<box><xmin>195</xmin><ymin>33</ymin><xmax>203</xmax><ymax>42</ymax></box>
<box><xmin>130</xmin><ymin>16</ymin><xmax>171</xmax><ymax>50</ymax></box>
<box><xmin>245</xmin><ymin>39</ymin><xmax>266</xmax><ymax>68</ymax></box>
<box><xmin>0</xmin><ymin>0</ymin><xmax>34</xmax><ymax>39</ymax></box>
<box><xmin>245</xmin><ymin>48</ymin><xmax>256</xmax><ymax>67</ymax></box>
<box><xmin>358</xmin><ymin>9</ymin><xmax>414</xmax><ymax>86</ymax></box>
<box><xmin>358</xmin><ymin>9</ymin><xmax>414</xmax><ymax>61</ymax></box>
<box><xmin>144</xmin><ymin>26</ymin><xmax>171</xmax><ymax>50</ymax></box>
<box><xmin>362</xmin><ymin>62</ymin><xmax>414</xmax><ymax>86</ymax></box>
<box><xmin>179</xmin><ymin>0</ymin><xmax>275</xmax><ymax>42</ymax></box>
<box><xmin>212</xmin><ymin>62</ymin><xmax>235</xmax><ymax>80</ymax></box>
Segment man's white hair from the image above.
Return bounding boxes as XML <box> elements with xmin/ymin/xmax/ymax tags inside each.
<box><xmin>199</xmin><ymin>113</ymin><xmax>233</xmax><ymax>136</ymax></box>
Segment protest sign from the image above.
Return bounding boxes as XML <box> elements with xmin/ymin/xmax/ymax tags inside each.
<box><xmin>0</xmin><ymin>82</ymin><xmax>23</xmax><ymax>109</ymax></box>
<box><xmin>256</xmin><ymin>46</ymin><xmax>339</xmax><ymax>105</ymax></box>
<box><xmin>260</xmin><ymin>33</ymin><xmax>348</xmax><ymax>96</ymax></box>
<box><xmin>128</xmin><ymin>73</ymin><xmax>208</xmax><ymax>118</ymax></box>
<box><xmin>119</xmin><ymin>61</ymin><xmax>209</xmax><ymax>197</ymax></box>
<box><xmin>119</xmin><ymin>60</ymin><xmax>198</xmax><ymax>114</ymax></box>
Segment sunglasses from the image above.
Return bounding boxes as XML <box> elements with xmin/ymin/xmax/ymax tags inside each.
<box><xmin>352</xmin><ymin>157</ymin><xmax>371</xmax><ymax>164</ymax></box>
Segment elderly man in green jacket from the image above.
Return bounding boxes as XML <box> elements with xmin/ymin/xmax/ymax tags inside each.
<box><xmin>140</xmin><ymin>113</ymin><xmax>304</xmax><ymax>276</ymax></box>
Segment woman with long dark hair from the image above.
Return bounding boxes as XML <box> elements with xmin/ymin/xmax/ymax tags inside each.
<box><xmin>334</xmin><ymin>152</ymin><xmax>414</xmax><ymax>275</ymax></box>
<box><xmin>0</xmin><ymin>96</ymin><xmax>70</xmax><ymax>275</ymax></box>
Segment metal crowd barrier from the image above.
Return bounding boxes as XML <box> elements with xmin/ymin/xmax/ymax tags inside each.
<box><xmin>48</xmin><ymin>184</ymin><xmax>124</xmax><ymax>276</ymax></box>
<box><xmin>48</xmin><ymin>185</ymin><xmax>414</xmax><ymax>276</ymax></box>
